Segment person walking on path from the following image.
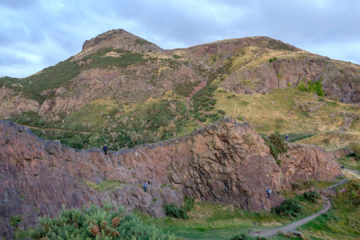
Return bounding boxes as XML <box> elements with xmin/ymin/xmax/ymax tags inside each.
<box><xmin>103</xmin><ymin>145</ymin><xmax>108</xmax><ymax>155</ymax></box>
<box><xmin>285</xmin><ymin>134</ymin><xmax>289</xmax><ymax>141</ymax></box>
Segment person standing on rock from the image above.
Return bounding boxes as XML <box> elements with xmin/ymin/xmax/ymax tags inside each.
<box><xmin>103</xmin><ymin>145</ymin><xmax>108</xmax><ymax>155</ymax></box>
<box><xmin>266</xmin><ymin>187</ymin><xmax>271</xmax><ymax>198</ymax></box>
<box><xmin>285</xmin><ymin>134</ymin><xmax>289</xmax><ymax>141</ymax></box>
<box><xmin>143</xmin><ymin>181</ymin><xmax>151</xmax><ymax>192</ymax></box>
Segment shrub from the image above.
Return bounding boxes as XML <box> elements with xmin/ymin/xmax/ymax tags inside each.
<box><xmin>297</xmin><ymin>79</ymin><xmax>324</xmax><ymax>96</ymax></box>
<box><xmin>263</xmin><ymin>132</ymin><xmax>288</xmax><ymax>165</ymax></box>
<box><xmin>164</xmin><ymin>203</ymin><xmax>188</xmax><ymax>219</ymax></box>
<box><xmin>303</xmin><ymin>191</ymin><xmax>321</xmax><ymax>203</ymax></box>
<box><xmin>269</xmin><ymin>57</ymin><xmax>278</xmax><ymax>63</ymax></box>
<box><xmin>274</xmin><ymin>199</ymin><xmax>303</xmax><ymax>218</ymax></box>
<box><xmin>182</xmin><ymin>197</ymin><xmax>195</xmax><ymax>212</ymax></box>
<box><xmin>230</xmin><ymin>233</ymin><xmax>265</xmax><ymax>240</ymax></box>
<box><xmin>29</xmin><ymin>205</ymin><xmax>173</xmax><ymax>239</ymax></box>
<box><xmin>349</xmin><ymin>142</ymin><xmax>360</xmax><ymax>161</ymax></box>
<box><xmin>9</xmin><ymin>215</ymin><xmax>22</xmax><ymax>228</ymax></box>
<box><xmin>68</xmin><ymin>134</ymin><xmax>83</xmax><ymax>149</ymax></box>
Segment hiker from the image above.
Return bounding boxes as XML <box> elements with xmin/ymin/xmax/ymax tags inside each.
<box><xmin>102</xmin><ymin>145</ymin><xmax>108</xmax><ymax>155</ymax></box>
<box><xmin>341</xmin><ymin>165</ymin><xmax>345</xmax><ymax>169</ymax></box>
<box><xmin>143</xmin><ymin>181</ymin><xmax>151</xmax><ymax>192</ymax></box>
<box><xmin>265</xmin><ymin>187</ymin><xmax>271</xmax><ymax>198</ymax></box>
<box><xmin>285</xmin><ymin>134</ymin><xmax>289</xmax><ymax>141</ymax></box>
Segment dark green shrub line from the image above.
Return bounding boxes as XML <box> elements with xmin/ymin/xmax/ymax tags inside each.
<box><xmin>269</xmin><ymin>57</ymin><xmax>278</xmax><ymax>63</ymax></box>
<box><xmin>1</xmin><ymin>48</ymin><xmax>147</xmax><ymax>103</ymax></box>
<box><xmin>230</xmin><ymin>234</ymin><xmax>266</xmax><ymax>240</ymax></box>
<box><xmin>163</xmin><ymin>197</ymin><xmax>194</xmax><ymax>219</ymax></box>
<box><xmin>303</xmin><ymin>191</ymin><xmax>321</xmax><ymax>203</ymax></box>
<box><xmin>273</xmin><ymin>199</ymin><xmax>303</xmax><ymax>218</ymax></box>
<box><xmin>262</xmin><ymin>132</ymin><xmax>288</xmax><ymax>165</ymax></box>
<box><xmin>297</xmin><ymin>79</ymin><xmax>324</xmax><ymax>97</ymax></box>
<box><xmin>28</xmin><ymin>204</ymin><xmax>173</xmax><ymax>239</ymax></box>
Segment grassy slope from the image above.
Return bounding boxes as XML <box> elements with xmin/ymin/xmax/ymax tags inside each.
<box><xmin>299</xmin><ymin>180</ymin><xmax>360</xmax><ymax>240</ymax></box>
<box><xmin>136</xmin><ymin>180</ymin><xmax>336</xmax><ymax>240</ymax></box>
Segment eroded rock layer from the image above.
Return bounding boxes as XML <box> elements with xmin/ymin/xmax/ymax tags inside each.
<box><xmin>0</xmin><ymin>118</ymin><xmax>341</xmax><ymax>238</ymax></box>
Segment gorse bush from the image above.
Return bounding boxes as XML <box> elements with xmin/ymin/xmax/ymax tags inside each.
<box><xmin>29</xmin><ymin>204</ymin><xmax>173</xmax><ymax>239</ymax></box>
<box><xmin>263</xmin><ymin>132</ymin><xmax>288</xmax><ymax>165</ymax></box>
<box><xmin>163</xmin><ymin>203</ymin><xmax>189</xmax><ymax>219</ymax></box>
<box><xmin>274</xmin><ymin>199</ymin><xmax>303</xmax><ymax>218</ymax></box>
<box><xmin>182</xmin><ymin>196</ymin><xmax>195</xmax><ymax>212</ymax></box>
<box><xmin>297</xmin><ymin>79</ymin><xmax>324</xmax><ymax>96</ymax></box>
<box><xmin>230</xmin><ymin>233</ymin><xmax>265</xmax><ymax>240</ymax></box>
<box><xmin>303</xmin><ymin>191</ymin><xmax>321</xmax><ymax>203</ymax></box>
<box><xmin>349</xmin><ymin>142</ymin><xmax>360</xmax><ymax>161</ymax></box>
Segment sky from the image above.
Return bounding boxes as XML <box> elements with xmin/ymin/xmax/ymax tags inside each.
<box><xmin>1</xmin><ymin>0</ymin><xmax>360</xmax><ymax>78</ymax></box>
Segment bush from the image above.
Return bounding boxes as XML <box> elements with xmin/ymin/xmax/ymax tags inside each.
<box><xmin>9</xmin><ymin>215</ymin><xmax>22</xmax><ymax>228</ymax></box>
<box><xmin>349</xmin><ymin>142</ymin><xmax>360</xmax><ymax>161</ymax></box>
<box><xmin>182</xmin><ymin>197</ymin><xmax>195</xmax><ymax>212</ymax></box>
<box><xmin>164</xmin><ymin>203</ymin><xmax>189</xmax><ymax>219</ymax></box>
<box><xmin>68</xmin><ymin>134</ymin><xmax>83</xmax><ymax>149</ymax></box>
<box><xmin>29</xmin><ymin>204</ymin><xmax>173</xmax><ymax>239</ymax></box>
<box><xmin>269</xmin><ymin>57</ymin><xmax>278</xmax><ymax>63</ymax></box>
<box><xmin>274</xmin><ymin>199</ymin><xmax>303</xmax><ymax>218</ymax></box>
<box><xmin>303</xmin><ymin>191</ymin><xmax>321</xmax><ymax>203</ymax></box>
<box><xmin>263</xmin><ymin>132</ymin><xmax>288</xmax><ymax>165</ymax></box>
<box><xmin>230</xmin><ymin>233</ymin><xmax>265</xmax><ymax>240</ymax></box>
<box><xmin>297</xmin><ymin>79</ymin><xmax>324</xmax><ymax>97</ymax></box>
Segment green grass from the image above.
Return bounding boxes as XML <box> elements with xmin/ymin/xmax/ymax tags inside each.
<box><xmin>83</xmin><ymin>180</ymin><xmax>127</xmax><ymax>192</ymax></box>
<box><xmin>174</xmin><ymin>81</ymin><xmax>200</xmax><ymax>97</ymax></box>
<box><xmin>0</xmin><ymin>49</ymin><xmax>147</xmax><ymax>103</ymax></box>
<box><xmin>135</xmin><ymin>38</ymin><xmax>152</xmax><ymax>45</ymax></box>
<box><xmin>135</xmin><ymin>192</ymin><xmax>325</xmax><ymax>240</ymax></box>
<box><xmin>299</xmin><ymin>180</ymin><xmax>360</xmax><ymax>240</ymax></box>
<box><xmin>338</xmin><ymin>156</ymin><xmax>360</xmax><ymax>171</ymax></box>
<box><xmin>1</xmin><ymin>59</ymin><xmax>81</xmax><ymax>103</ymax></box>
<box><xmin>83</xmin><ymin>48</ymin><xmax>147</xmax><ymax>69</ymax></box>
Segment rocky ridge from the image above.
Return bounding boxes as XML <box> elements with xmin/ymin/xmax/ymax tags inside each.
<box><xmin>0</xmin><ymin>118</ymin><xmax>341</xmax><ymax>238</ymax></box>
<box><xmin>1</xmin><ymin>29</ymin><xmax>360</xmax><ymax>123</ymax></box>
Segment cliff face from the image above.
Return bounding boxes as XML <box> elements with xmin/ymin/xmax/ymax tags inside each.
<box><xmin>220</xmin><ymin>56</ymin><xmax>360</xmax><ymax>104</ymax></box>
<box><xmin>0</xmin><ymin>118</ymin><xmax>341</xmax><ymax>238</ymax></box>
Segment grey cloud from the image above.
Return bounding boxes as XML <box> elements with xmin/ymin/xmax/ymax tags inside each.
<box><xmin>1</xmin><ymin>0</ymin><xmax>360</xmax><ymax>78</ymax></box>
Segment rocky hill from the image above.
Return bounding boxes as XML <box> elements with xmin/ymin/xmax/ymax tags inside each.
<box><xmin>0</xmin><ymin>118</ymin><xmax>341</xmax><ymax>238</ymax></box>
<box><xmin>1</xmin><ymin>29</ymin><xmax>360</xmax><ymax>153</ymax></box>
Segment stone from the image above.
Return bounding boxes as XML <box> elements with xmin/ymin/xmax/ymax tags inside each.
<box><xmin>0</xmin><ymin>118</ymin><xmax>341</xmax><ymax>239</ymax></box>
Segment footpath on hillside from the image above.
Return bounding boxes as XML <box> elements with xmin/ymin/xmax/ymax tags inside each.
<box><xmin>250</xmin><ymin>176</ymin><xmax>351</xmax><ymax>238</ymax></box>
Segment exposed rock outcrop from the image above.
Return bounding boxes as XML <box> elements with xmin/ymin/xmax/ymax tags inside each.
<box><xmin>0</xmin><ymin>118</ymin><xmax>341</xmax><ymax>238</ymax></box>
<box><xmin>76</xmin><ymin>29</ymin><xmax>164</xmax><ymax>60</ymax></box>
<box><xmin>0</xmin><ymin>87</ymin><xmax>40</xmax><ymax>118</ymax></box>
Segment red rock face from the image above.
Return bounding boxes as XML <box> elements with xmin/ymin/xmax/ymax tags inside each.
<box><xmin>0</xmin><ymin>118</ymin><xmax>341</xmax><ymax>238</ymax></box>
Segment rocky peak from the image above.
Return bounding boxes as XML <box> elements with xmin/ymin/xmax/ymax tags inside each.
<box><xmin>78</xmin><ymin>29</ymin><xmax>163</xmax><ymax>58</ymax></box>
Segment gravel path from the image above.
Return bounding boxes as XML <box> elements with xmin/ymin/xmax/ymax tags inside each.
<box><xmin>250</xmin><ymin>178</ymin><xmax>348</xmax><ymax>238</ymax></box>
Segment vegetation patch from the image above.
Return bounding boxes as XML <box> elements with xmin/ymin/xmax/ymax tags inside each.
<box><xmin>297</xmin><ymin>79</ymin><xmax>324</xmax><ymax>97</ymax></box>
<box><xmin>135</xmin><ymin>38</ymin><xmax>151</xmax><ymax>45</ymax></box>
<box><xmin>28</xmin><ymin>204</ymin><xmax>173</xmax><ymax>239</ymax></box>
<box><xmin>300</xmin><ymin>180</ymin><xmax>360</xmax><ymax>239</ymax></box>
<box><xmin>174</xmin><ymin>81</ymin><xmax>200</xmax><ymax>97</ymax></box>
<box><xmin>263</xmin><ymin>132</ymin><xmax>288</xmax><ymax>165</ymax></box>
<box><xmin>273</xmin><ymin>199</ymin><xmax>303</xmax><ymax>218</ymax></box>
<box><xmin>83</xmin><ymin>48</ymin><xmax>147</xmax><ymax>69</ymax></box>
<box><xmin>83</xmin><ymin>180</ymin><xmax>125</xmax><ymax>192</ymax></box>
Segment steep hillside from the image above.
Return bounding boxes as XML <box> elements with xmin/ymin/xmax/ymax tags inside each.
<box><xmin>0</xmin><ymin>118</ymin><xmax>341</xmax><ymax>239</ymax></box>
<box><xmin>1</xmin><ymin>29</ymin><xmax>360</xmax><ymax>151</ymax></box>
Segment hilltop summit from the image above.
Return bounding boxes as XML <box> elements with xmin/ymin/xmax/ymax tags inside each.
<box><xmin>77</xmin><ymin>29</ymin><xmax>164</xmax><ymax>59</ymax></box>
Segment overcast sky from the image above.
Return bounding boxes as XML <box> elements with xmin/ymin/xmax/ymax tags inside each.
<box><xmin>1</xmin><ymin>0</ymin><xmax>360</xmax><ymax>78</ymax></box>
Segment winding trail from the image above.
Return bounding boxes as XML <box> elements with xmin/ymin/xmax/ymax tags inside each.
<box><xmin>250</xmin><ymin>178</ymin><xmax>348</xmax><ymax>238</ymax></box>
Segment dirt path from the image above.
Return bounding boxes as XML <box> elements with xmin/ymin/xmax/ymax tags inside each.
<box><xmin>22</xmin><ymin>124</ymin><xmax>110</xmax><ymax>135</ymax></box>
<box><xmin>250</xmin><ymin>178</ymin><xmax>348</xmax><ymax>238</ymax></box>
